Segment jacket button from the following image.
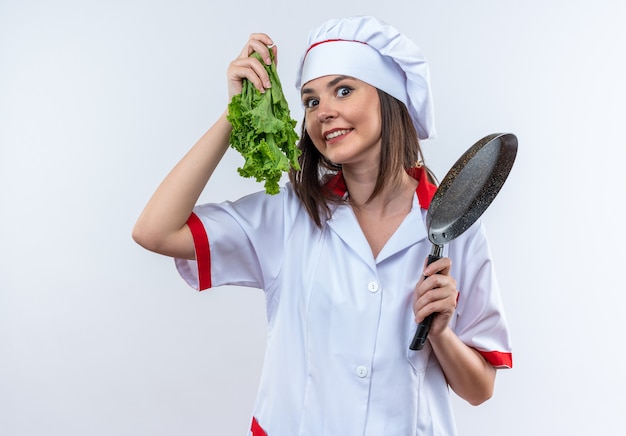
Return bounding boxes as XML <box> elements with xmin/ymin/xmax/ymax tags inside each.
<box><xmin>355</xmin><ymin>366</ymin><xmax>369</xmax><ymax>378</ymax></box>
<box><xmin>367</xmin><ymin>281</ymin><xmax>379</xmax><ymax>293</ymax></box>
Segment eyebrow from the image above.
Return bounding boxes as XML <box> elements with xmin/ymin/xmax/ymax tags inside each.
<box><xmin>301</xmin><ymin>75</ymin><xmax>352</xmax><ymax>95</ymax></box>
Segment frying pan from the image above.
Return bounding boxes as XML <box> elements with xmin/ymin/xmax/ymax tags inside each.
<box><xmin>409</xmin><ymin>132</ymin><xmax>518</xmax><ymax>351</ymax></box>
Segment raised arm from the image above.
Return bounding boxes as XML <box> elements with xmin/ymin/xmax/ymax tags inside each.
<box><xmin>132</xmin><ymin>34</ymin><xmax>277</xmax><ymax>260</ymax></box>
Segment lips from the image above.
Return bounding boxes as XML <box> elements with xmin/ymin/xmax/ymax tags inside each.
<box><xmin>324</xmin><ymin>129</ymin><xmax>352</xmax><ymax>141</ymax></box>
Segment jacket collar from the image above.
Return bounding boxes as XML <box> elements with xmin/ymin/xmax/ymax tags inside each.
<box><xmin>324</xmin><ymin>167</ymin><xmax>437</xmax><ymax>210</ymax></box>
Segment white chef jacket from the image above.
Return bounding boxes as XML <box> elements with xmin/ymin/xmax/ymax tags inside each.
<box><xmin>175</xmin><ymin>169</ymin><xmax>513</xmax><ymax>436</ymax></box>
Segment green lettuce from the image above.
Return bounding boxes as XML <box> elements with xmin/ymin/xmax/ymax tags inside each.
<box><xmin>226</xmin><ymin>51</ymin><xmax>300</xmax><ymax>195</ymax></box>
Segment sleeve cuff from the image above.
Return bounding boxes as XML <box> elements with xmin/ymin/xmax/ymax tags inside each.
<box><xmin>478</xmin><ymin>350</ymin><xmax>513</xmax><ymax>369</ymax></box>
<box><xmin>186</xmin><ymin>212</ymin><xmax>212</xmax><ymax>291</ymax></box>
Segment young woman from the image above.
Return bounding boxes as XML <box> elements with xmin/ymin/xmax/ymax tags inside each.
<box><xmin>133</xmin><ymin>15</ymin><xmax>512</xmax><ymax>436</ymax></box>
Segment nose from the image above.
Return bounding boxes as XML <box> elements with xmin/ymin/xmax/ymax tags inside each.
<box><xmin>316</xmin><ymin>99</ymin><xmax>338</xmax><ymax>123</ymax></box>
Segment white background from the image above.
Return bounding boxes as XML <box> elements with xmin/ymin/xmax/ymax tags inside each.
<box><xmin>1</xmin><ymin>0</ymin><xmax>625</xmax><ymax>435</ymax></box>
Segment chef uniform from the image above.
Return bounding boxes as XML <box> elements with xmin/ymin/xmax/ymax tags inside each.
<box><xmin>175</xmin><ymin>15</ymin><xmax>513</xmax><ymax>436</ymax></box>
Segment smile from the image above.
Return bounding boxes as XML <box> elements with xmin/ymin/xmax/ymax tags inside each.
<box><xmin>325</xmin><ymin>129</ymin><xmax>351</xmax><ymax>140</ymax></box>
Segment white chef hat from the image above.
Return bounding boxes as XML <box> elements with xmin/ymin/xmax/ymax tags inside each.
<box><xmin>295</xmin><ymin>15</ymin><xmax>436</xmax><ymax>140</ymax></box>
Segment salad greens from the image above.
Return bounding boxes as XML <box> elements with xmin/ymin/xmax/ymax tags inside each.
<box><xmin>226</xmin><ymin>50</ymin><xmax>300</xmax><ymax>195</ymax></box>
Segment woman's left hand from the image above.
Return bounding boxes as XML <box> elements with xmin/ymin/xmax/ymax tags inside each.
<box><xmin>413</xmin><ymin>257</ymin><xmax>459</xmax><ymax>337</ymax></box>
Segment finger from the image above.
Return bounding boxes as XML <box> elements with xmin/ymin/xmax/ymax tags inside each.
<box><xmin>422</xmin><ymin>256</ymin><xmax>452</xmax><ymax>278</ymax></box>
<box><xmin>414</xmin><ymin>286</ymin><xmax>449</xmax><ymax>313</ymax></box>
<box><xmin>413</xmin><ymin>289</ymin><xmax>458</xmax><ymax>323</ymax></box>
<box><xmin>239</xmin><ymin>33</ymin><xmax>275</xmax><ymax>64</ymax></box>
<box><xmin>231</xmin><ymin>56</ymin><xmax>271</xmax><ymax>82</ymax></box>
<box><xmin>228</xmin><ymin>57</ymin><xmax>272</xmax><ymax>95</ymax></box>
<box><xmin>413</xmin><ymin>276</ymin><xmax>458</xmax><ymax>309</ymax></box>
<box><xmin>415</xmin><ymin>273</ymin><xmax>455</xmax><ymax>300</ymax></box>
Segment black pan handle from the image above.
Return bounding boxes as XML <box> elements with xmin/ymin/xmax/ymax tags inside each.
<box><xmin>409</xmin><ymin>245</ymin><xmax>443</xmax><ymax>350</ymax></box>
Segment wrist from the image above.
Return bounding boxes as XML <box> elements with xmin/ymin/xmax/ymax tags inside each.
<box><xmin>427</xmin><ymin>325</ymin><xmax>453</xmax><ymax>344</ymax></box>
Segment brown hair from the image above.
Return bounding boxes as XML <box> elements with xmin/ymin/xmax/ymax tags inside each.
<box><xmin>289</xmin><ymin>89</ymin><xmax>437</xmax><ymax>227</ymax></box>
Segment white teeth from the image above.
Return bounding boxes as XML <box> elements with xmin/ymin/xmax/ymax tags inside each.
<box><xmin>326</xmin><ymin>129</ymin><xmax>349</xmax><ymax>140</ymax></box>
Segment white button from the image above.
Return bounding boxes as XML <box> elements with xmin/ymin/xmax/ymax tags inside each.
<box><xmin>355</xmin><ymin>366</ymin><xmax>368</xmax><ymax>378</ymax></box>
<box><xmin>367</xmin><ymin>281</ymin><xmax>379</xmax><ymax>293</ymax></box>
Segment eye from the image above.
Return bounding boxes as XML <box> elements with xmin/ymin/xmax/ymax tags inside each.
<box><xmin>336</xmin><ymin>86</ymin><xmax>353</xmax><ymax>98</ymax></box>
<box><xmin>303</xmin><ymin>97</ymin><xmax>319</xmax><ymax>109</ymax></box>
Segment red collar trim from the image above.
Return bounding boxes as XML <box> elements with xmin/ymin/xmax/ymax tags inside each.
<box><xmin>325</xmin><ymin>168</ymin><xmax>437</xmax><ymax>210</ymax></box>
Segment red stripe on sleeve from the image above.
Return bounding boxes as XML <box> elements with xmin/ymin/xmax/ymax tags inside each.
<box><xmin>186</xmin><ymin>212</ymin><xmax>212</xmax><ymax>291</ymax></box>
<box><xmin>478</xmin><ymin>350</ymin><xmax>513</xmax><ymax>369</ymax></box>
<box><xmin>251</xmin><ymin>417</ymin><xmax>267</xmax><ymax>436</ymax></box>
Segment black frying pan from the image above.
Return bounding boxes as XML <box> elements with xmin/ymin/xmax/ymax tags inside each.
<box><xmin>409</xmin><ymin>132</ymin><xmax>518</xmax><ymax>351</ymax></box>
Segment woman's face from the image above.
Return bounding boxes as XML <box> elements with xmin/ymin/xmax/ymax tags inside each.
<box><xmin>301</xmin><ymin>75</ymin><xmax>382</xmax><ymax>168</ymax></box>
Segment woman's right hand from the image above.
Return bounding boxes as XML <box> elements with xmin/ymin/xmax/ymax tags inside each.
<box><xmin>227</xmin><ymin>33</ymin><xmax>277</xmax><ymax>100</ymax></box>
<box><xmin>133</xmin><ymin>33</ymin><xmax>279</xmax><ymax>260</ymax></box>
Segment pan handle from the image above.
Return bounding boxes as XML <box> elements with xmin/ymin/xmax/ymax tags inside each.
<box><xmin>409</xmin><ymin>245</ymin><xmax>443</xmax><ymax>351</ymax></box>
